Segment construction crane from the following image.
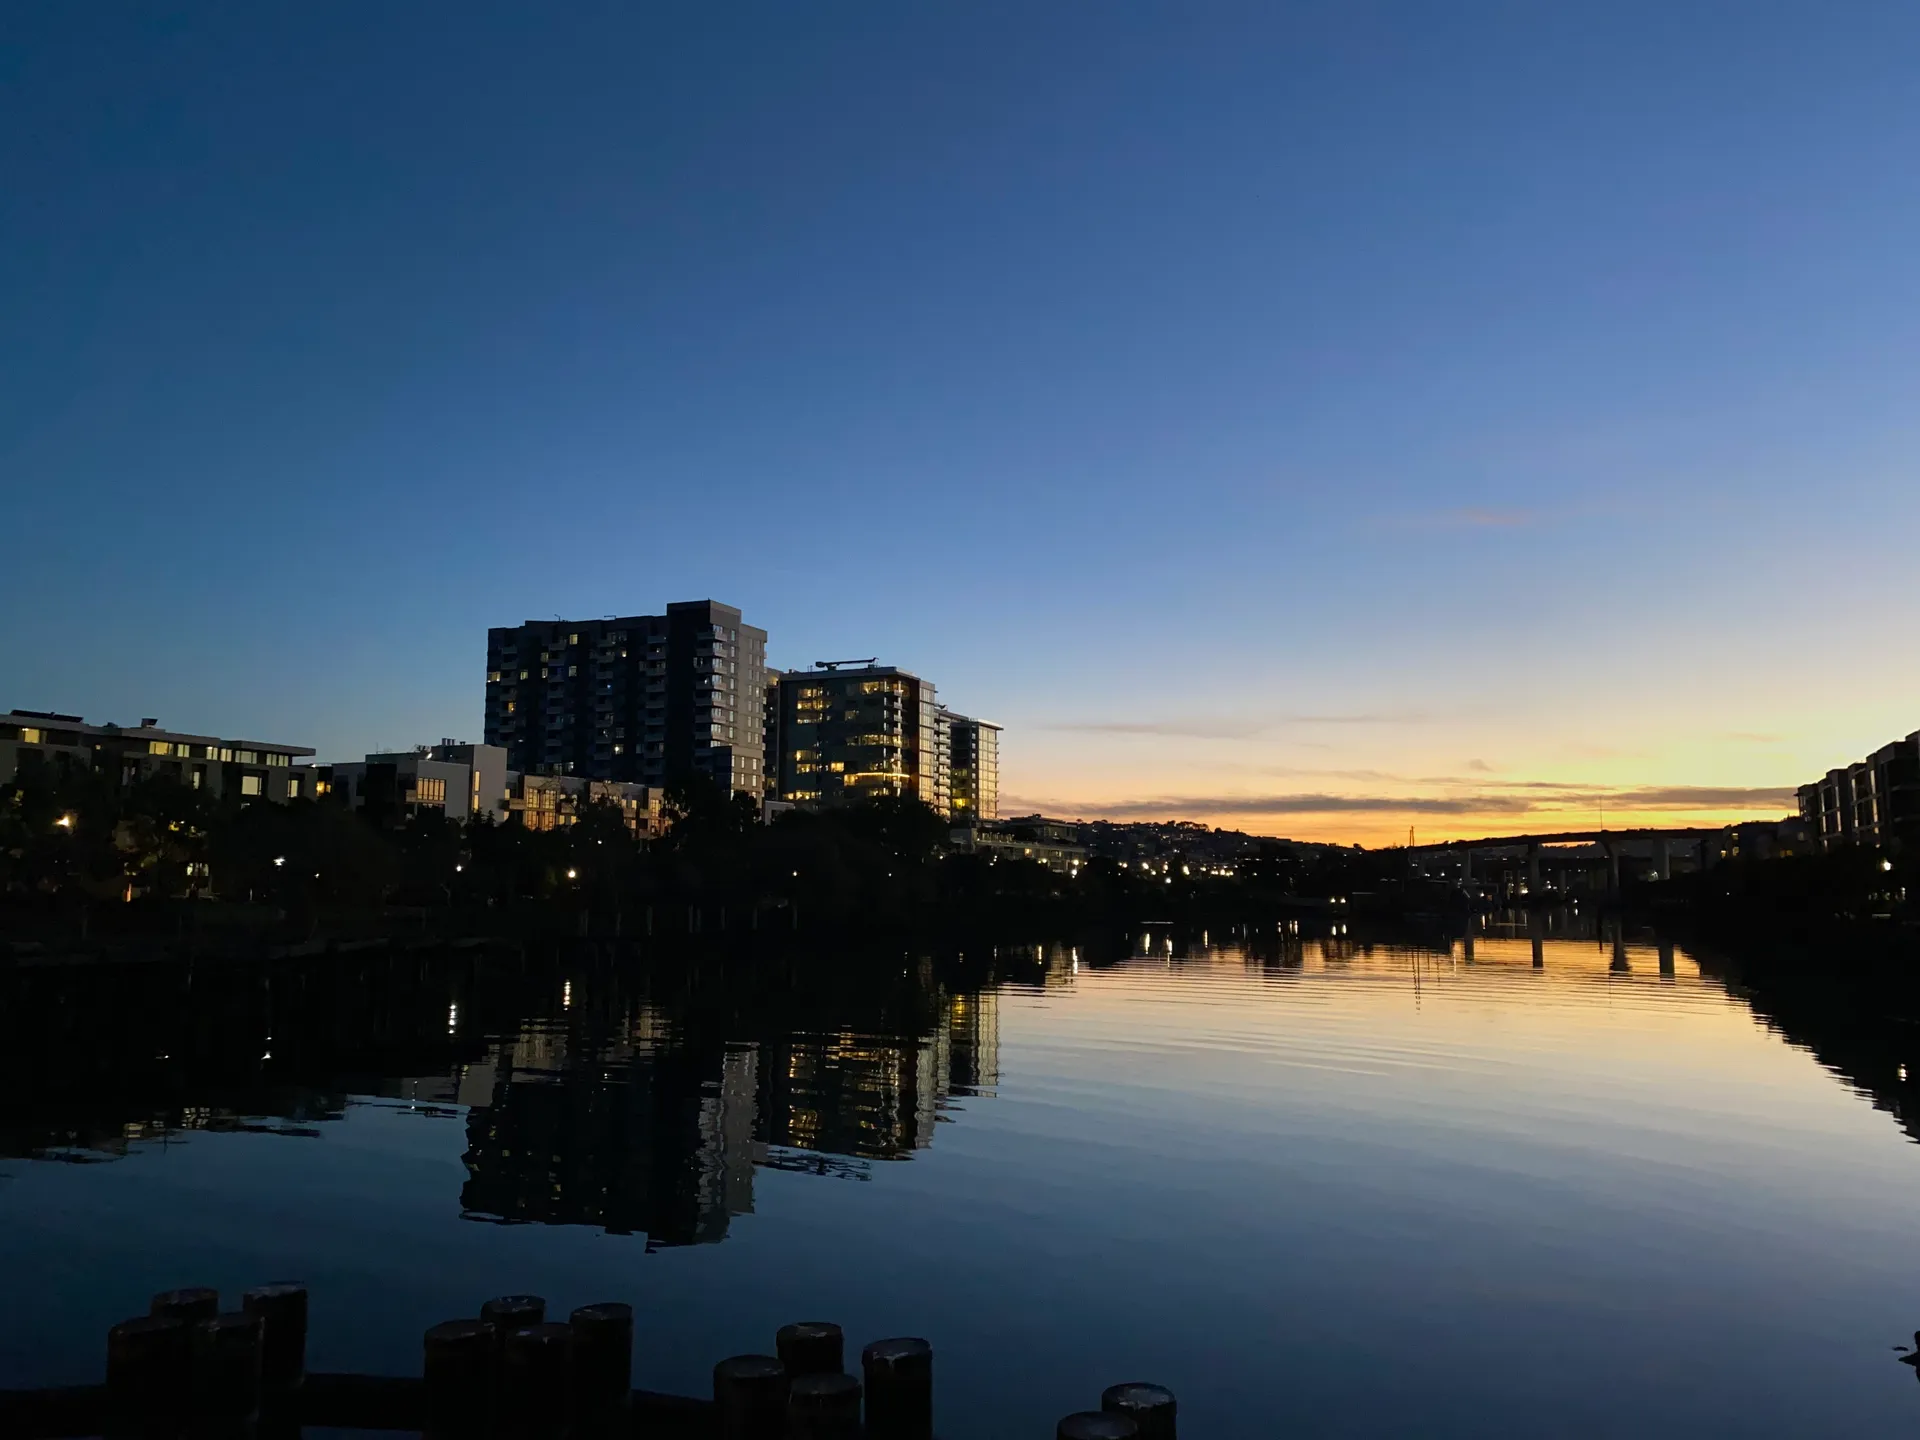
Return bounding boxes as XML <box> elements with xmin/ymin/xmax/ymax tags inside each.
<box><xmin>812</xmin><ymin>657</ymin><xmax>879</xmax><ymax>671</ymax></box>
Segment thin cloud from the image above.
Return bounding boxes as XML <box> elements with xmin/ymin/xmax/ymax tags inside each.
<box><xmin>1022</xmin><ymin>784</ymin><xmax>1797</xmax><ymax>824</ymax></box>
<box><xmin>1443</xmin><ymin>507</ymin><xmax>1534</xmax><ymax>528</ymax></box>
<box><xmin>1044</xmin><ymin>712</ymin><xmax>1428</xmax><ymax>738</ymax></box>
<box><xmin>1043</xmin><ymin>720</ymin><xmax>1271</xmax><ymax>740</ymax></box>
<box><xmin>1077</xmin><ymin>793</ymin><xmax>1531</xmax><ymax>818</ymax></box>
<box><xmin>1604</xmin><ymin>785</ymin><xmax>1796</xmax><ymax>810</ymax></box>
<box><xmin>1384</xmin><ymin>507</ymin><xmax>1536</xmax><ymax>531</ymax></box>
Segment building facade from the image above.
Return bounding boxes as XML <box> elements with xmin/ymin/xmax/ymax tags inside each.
<box><xmin>1797</xmin><ymin>730</ymin><xmax>1920</xmax><ymax>853</ymax></box>
<box><xmin>943</xmin><ymin>712</ymin><xmax>1001</xmax><ymax>822</ymax></box>
<box><xmin>1</xmin><ymin>710</ymin><xmax>314</xmax><ymax>802</ymax></box>
<box><xmin>773</xmin><ymin>664</ymin><xmax>946</xmax><ymax>810</ymax></box>
<box><xmin>762</xmin><ymin>669</ymin><xmax>786</xmax><ymax>798</ymax></box>
<box><xmin>484</xmin><ymin>600</ymin><xmax>767</xmax><ymax>796</ymax></box>
<box><xmin>950</xmin><ymin>814</ymin><xmax>1088</xmax><ymax>873</ymax></box>
<box><xmin>509</xmin><ymin>774</ymin><xmax>664</xmax><ymax>838</ymax></box>
<box><xmin>313</xmin><ymin>742</ymin><xmax>510</xmax><ymax>825</ymax></box>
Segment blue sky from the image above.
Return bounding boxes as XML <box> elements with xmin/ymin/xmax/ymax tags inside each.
<box><xmin>5</xmin><ymin>4</ymin><xmax>1917</xmax><ymax>841</ymax></box>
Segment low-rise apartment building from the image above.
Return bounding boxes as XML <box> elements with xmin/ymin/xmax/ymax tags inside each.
<box><xmin>1797</xmin><ymin>730</ymin><xmax>1920</xmax><ymax>852</ymax></box>
<box><xmin>1</xmin><ymin>710</ymin><xmax>314</xmax><ymax>802</ymax></box>
<box><xmin>950</xmin><ymin>815</ymin><xmax>1087</xmax><ymax>874</ymax></box>
<box><xmin>313</xmin><ymin>742</ymin><xmax>510</xmax><ymax>824</ymax></box>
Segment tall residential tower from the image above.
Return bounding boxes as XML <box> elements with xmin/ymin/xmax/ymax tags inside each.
<box><xmin>773</xmin><ymin>663</ymin><xmax>946</xmax><ymax>811</ymax></box>
<box><xmin>484</xmin><ymin>600</ymin><xmax>766</xmax><ymax>794</ymax></box>
<box><xmin>943</xmin><ymin>712</ymin><xmax>1001</xmax><ymax>822</ymax></box>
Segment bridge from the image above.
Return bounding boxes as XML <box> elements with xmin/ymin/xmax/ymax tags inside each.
<box><xmin>1406</xmin><ymin>827</ymin><xmax>1724</xmax><ymax>893</ymax></box>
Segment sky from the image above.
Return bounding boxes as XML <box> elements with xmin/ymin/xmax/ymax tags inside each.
<box><xmin>4</xmin><ymin>3</ymin><xmax>1918</xmax><ymax>845</ymax></box>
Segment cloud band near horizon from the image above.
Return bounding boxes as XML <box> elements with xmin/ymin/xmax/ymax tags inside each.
<box><xmin>999</xmin><ymin>785</ymin><xmax>1797</xmax><ymax>821</ymax></box>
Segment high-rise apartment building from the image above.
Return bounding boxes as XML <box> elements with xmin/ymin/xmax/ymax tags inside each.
<box><xmin>484</xmin><ymin>600</ymin><xmax>767</xmax><ymax>795</ymax></box>
<box><xmin>774</xmin><ymin>663</ymin><xmax>946</xmax><ymax>810</ymax></box>
<box><xmin>761</xmin><ymin>669</ymin><xmax>786</xmax><ymax>798</ymax></box>
<box><xmin>943</xmin><ymin>712</ymin><xmax>1001</xmax><ymax>822</ymax></box>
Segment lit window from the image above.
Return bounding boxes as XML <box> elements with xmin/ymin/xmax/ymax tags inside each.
<box><xmin>288</xmin><ymin>777</ymin><xmax>303</xmax><ymax>798</ymax></box>
<box><xmin>236</xmin><ymin>750</ymin><xmax>259</xmax><ymax>765</ymax></box>
<box><xmin>569</xmin><ymin>633</ymin><xmax>579</xmax><ymax>645</ymax></box>
<box><xmin>519</xmin><ymin>670</ymin><xmax>528</xmax><ymax>680</ymax></box>
<box><xmin>240</xmin><ymin>774</ymin><xmax>263</xmax><ymax>797</ymax></box>
<box><xmin>488</xmin><ymin>670</ymin><xmax>502</xmax><ymax>683</ymax></box>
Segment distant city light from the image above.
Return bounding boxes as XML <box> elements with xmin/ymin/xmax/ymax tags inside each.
<box><xmin>566</xmin><ymin>868</ymin><xmax>578</xmax><ymax>880</ymax></box>
<box><xmin>54</xmin><ymin>814</ymin><xmax>73</xmax><ymax>829</ymax></box>
<box><xmin>272</xmin><ymin>856</ymin><xmax>285</xmax><ymax>867</ymax></box>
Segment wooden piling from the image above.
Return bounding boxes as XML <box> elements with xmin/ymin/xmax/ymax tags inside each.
<box><xmin>1058</xmin><ymin>1411</ymin><xmax>1138</xmax><ymax>1439</ymax></box>
<box><xmin>1101</xmin><ymin>1383</ymin><xmax>1176</xmax><ymax>1440</ymax></box>
<box><xmin>106</xmin><ymin>1314</ymin><xmax>192</xmax><ymax>1435</ymax></box>
<box><xmin>150</xmin><ymin>1287</ymin><xmax>220</xmax><ymax>1325</ymax></box>
<box><xmin>243</xmin><ymin>1283</ymin><xmax>308</xmax><ymax>1397</ymax></box>
<box><xmin>788</xmin><ymin>1370</ymin><xmax>861</xmax><ymax>1440</ymax></box>
<box><xmin>860</xmin><ymin>1337</ymin><xmax>932</xmax><ymax>1440</ymax></box>
<box><xmin>192</xmin><ymin>1312</ymin><xmax>263</xmax><ymax>1428</ymax></box>
<box><xmin>569</xmin><ymin>1301</ymin><xmax>634</xmax><ymax>1425</ymax></box>
<box><xmin>712</xmin><ymin>1354</ymin><xmax>787</xmax><ymax>1440</ymax></box>
<box><xmin>480</xmin><ymin>1294</ymin><xmax>546</xmax><ymax>1356</ymax></box>
<box><xmin>502</xmin><ymin>1321</ymin><xmax>572</xmax><ymax>1439</ymax></box>
<box><xmin>775</xmin><ymin>1321</ymin><xmax>843</xmax><ymax>1378</ymax></box>
<box><xmin>422</xmin><ymin>1319</ymin><xmax>493</xmax><ymax>1439</ymax></box>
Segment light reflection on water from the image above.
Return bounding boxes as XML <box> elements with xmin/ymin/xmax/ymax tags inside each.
<box><xmin>3</xmin><ymin>928</ymin><xmax>1920</xmax><ymax>1436</ymax></box>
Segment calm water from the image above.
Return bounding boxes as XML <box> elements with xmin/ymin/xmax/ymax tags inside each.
<box><xmin>5</xmin><ymin>925</ymin><xmax>1920</xmax><ymax>1435</ymax></box>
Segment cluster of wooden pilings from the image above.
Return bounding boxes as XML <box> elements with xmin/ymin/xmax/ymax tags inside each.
<box><xmin>0</xmin><ymin>1283</ymin><xmax>1179</xmax><ymax>1438</ymax></box>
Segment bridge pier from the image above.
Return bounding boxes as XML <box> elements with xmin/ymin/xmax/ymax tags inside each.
<box><xmin>1610</xmin><ymin>921</ymin><xmax>1628</xmax><ymax>972</ymax></box>
<box><xmin>1461</xmin><ymin>847</ymin><xmax>1474</xmax><ymax>886</ymax></box>
<box><xmin>1658</xmin><ymin>940</ymin><xmax>1675</xmax><ymax>976</ymax></box>
<box><xmin>1529</xmin><ymin>909</ymin><xmax>1545</xmax><ymax>968</ymax></box>
<box><xmin>1606</xmin><ymin>841</ymin><xmax>1621</xmax><ymax>897</ymax></box>
<box><xmin>1462</xmin><ymin>911</ymin><xmax>1475</xmax><ymax>963</ymax></box>
<box><xmin>1698</xmin><ymin>837</ymin><xmax>1714</xmax><ymax>872</ymax></box>
<box><xmin>1526</xmin><ymin>841</ymin><xmax>1542</xmax><ymax>897</ymax></box>
<box><xmin>1652</xmin><ymin>838</ymin><xmax>1670</xmax><ymax>882</ymax></box>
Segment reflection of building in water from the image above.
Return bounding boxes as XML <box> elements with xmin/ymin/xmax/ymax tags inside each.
<box><xmin>945</xmin><ymin>991</ymin><xmax>998</xmax><ymax>1097</ymax></box>
<box><xmin>758</xmin><ymin>1033</ymin><xmax>940</xmax><ymax>1160</ymax></box>
<box><xmin>754</xmin><ymin>988</ymin><xmax>1002</xmax><ymax>1165</ymax></box>
<box><xmin>3</xmin><ymin>955</ymin><xmax>1005</xmax><ymax>1250</ymax></box>
<box><xmin>460</xmin><ymin>1019</ymin><xmax>762</xmax><ymax>1248</ymax></box>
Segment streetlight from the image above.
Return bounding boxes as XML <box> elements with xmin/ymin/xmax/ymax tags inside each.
<box><xmin>54</xmin><ymin>814</ymin><xmax>73</xmax><ymax>830</ymax></box>
<box><xmin>272</xmin><ymin>857</ymin><xmax>285</xmax><ymax>868</ymax></box>
<box><xmin>567</xmin><ymin>868</ymin><xmax>578</xmax><ymax>881</ymax></box>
